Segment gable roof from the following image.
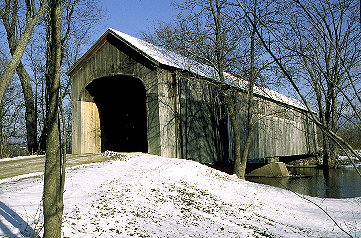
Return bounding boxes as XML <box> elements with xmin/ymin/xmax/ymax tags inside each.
<box><xmin>68</xmin><ymin>28</ymin><xmax>307</xmax><ymax>111</ymax></box>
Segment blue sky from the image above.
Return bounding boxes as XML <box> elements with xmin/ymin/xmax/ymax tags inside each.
<box><xmin>101</xmin><ymin>0</ymin><xmax>177</xmax><ymax>38</ymax></box>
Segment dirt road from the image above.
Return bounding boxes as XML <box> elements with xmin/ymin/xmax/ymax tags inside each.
<box><xmin>0</xmin><ymin>154</ymin><xmax>112</xmax><ymax>180</ymax></box>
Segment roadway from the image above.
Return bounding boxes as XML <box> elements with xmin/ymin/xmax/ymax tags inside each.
<box><xmin>0</xmin><ymin>153</ymin><xmax>112</xmax><ymax>180</ymax></box>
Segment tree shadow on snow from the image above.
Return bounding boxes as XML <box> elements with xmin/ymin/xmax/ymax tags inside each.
<box><xmin>0</xmin><ymin>201</ymin><xmax>39</xmax><ymax>238</ymax></box>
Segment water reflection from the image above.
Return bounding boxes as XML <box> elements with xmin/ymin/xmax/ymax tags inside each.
<box><xmin>246</xmin><ymin>167</ymin><xmax>361</xmax><ymax>198</ymax></box>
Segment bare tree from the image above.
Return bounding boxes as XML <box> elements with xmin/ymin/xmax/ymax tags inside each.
<box><xmin>0</xmin><ymin>0</ymin><xmax>48</xmax><ymax>105</ymax></box>
<box><xmin>1</xmin><ymin>0</ymin><xmax>42</xmax><ymax>153</ymax></box>
<box><xmin>144</xmin><ymin>0</ymin><xmax>269</xmax><ymax>178</ymax></box>
<box><xmin>42</xmin><ymin>0</ymin><xmax>105</xmax><ymax>235</ymax></box>
<box><xmin>0</xmin><ymin>79</ymin><xmax>25</xmax><ymax>159</ymax></box>
<box><xmin>277</xmin><ymin>0</ymin><xmax>360</xmax><ymax>168</ymax></box>
<box><xmin>236</xmin><ymin>0</ymin><xmax>361</xmax><ymax>174</ymax></box>
<box><xmin>148</xmin><ymin>0</ymin><xmax>246</xmax><ymax>177</ymax></box>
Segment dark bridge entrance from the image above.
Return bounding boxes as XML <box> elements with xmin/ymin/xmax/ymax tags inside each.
<box><xmin>86</xmin><ymin>76</ymin><xmax>148</xmax><ymax>153</ymax></box>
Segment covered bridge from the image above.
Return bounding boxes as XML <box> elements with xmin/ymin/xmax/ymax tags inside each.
<box><xmin>67</xmin><ymin>28</ymin><xmax>318</xmax><ymax>165</ymax></box>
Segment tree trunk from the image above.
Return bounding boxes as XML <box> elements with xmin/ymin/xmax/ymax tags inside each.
<box><xmin>43</xmin><ymin>0</ymin><xmax>63</xmax><ymax>237</ymax></box>
<box><xmin>225</xmin><ymin>94</ymin><xmax>243</xmax><ymax>177</ymax></box>
<box><xmin>231</xmin><ymin>121</ymin><xmax>243</xmax><ymax>178</ymax></box>
<box><xmin>322</xmin><ymin>135</ymin><xmax>337</xmax><ymax>169</ymax></box>
<box><xmin>16</xmin><ymin>63</ymin><xmax>38</xmax><ymax>153</ymax></box>
<box><xmin>209</xmin><ymin>0</ymin><xmax>245</xmax><ymax>178</ymax></box>
<box><xmin>0</xmin><ymin>108</ymin><xmax>3</xmax><ymax>159</ymax></box>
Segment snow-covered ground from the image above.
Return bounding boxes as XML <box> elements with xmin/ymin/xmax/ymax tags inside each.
<box><xmin>1</xmin><ymin>153</ymin><xmax>360</xmax><ymax>237</ymax></box>
<box><xmin>337</xmin><ymin>155</ymin><xmax>361</xmax><ymax>169</ymax></box>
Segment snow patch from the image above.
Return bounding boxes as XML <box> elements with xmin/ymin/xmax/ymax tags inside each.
<box><xmin>0</xmin><ymin>153</ymin><xmax>360</xmax><ymax>237</ymax></box>
<box><xmin>0</xmin><ymin>155</ymin><xmax>43</xmax><ymax>163</ymax></box>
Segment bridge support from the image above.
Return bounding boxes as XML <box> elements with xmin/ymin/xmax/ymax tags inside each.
<box><xmin>246</xmin><ymin>162</ymin><xmax>290</xmax><ymax>177</ymax></box>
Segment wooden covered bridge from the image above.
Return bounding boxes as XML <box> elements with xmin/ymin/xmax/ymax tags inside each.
<box><xmin>67</xmin><ymin>28</ymin><xmax>318</xmax><ymax>166</ymax></box>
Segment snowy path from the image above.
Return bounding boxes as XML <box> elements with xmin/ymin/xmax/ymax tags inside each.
<box><xmin>1</xmin><ymin>153</ymin><xmax>360</xmax><ymax>237</ymax></box>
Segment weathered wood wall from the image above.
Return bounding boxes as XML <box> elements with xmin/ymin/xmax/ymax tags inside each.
<box><xmin>171</xmin><ymin>72</ymin><xmax>318</xmax><ymax>163</ymax></box>
<box><xmin>174</xmin><ymin>72</ymin><xmax>228</xmax><ymax>164</ymax></box>
<box><xmin>252</xmin><ymin>98</ymin><xmax>317</xmax><ymax>159</ymax></box>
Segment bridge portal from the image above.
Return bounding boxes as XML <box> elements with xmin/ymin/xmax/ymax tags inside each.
<box><xmin>85</xmin><ymin>76</ymin><xmax>148</xmax><ymax>153</ymax></box>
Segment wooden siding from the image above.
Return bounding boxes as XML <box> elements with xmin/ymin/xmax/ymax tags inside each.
<box><xmin>254</xmin><ymin>98</ymin><xmax>317</xmax><ymax>158</ymax></box>
<box><xmin>172</xmin><ymin>71</ymin><xmax>318</xmax><ymax>163</ymax></box>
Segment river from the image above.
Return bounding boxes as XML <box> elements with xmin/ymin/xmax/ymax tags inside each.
<box><xmin>246</xmin><ymin>165</ymin><xmax>361</xmax><ymax>198</ymax></box>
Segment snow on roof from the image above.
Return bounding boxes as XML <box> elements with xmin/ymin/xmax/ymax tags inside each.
<box><xmin>109</xmin><ymin>28</ymin><xmax>219</xmax><ymax>79</ymax></box>
<box><xmin>110</xmin><ymin>29</ymin><xmax>306</xmax><ymax>110</ymax></box>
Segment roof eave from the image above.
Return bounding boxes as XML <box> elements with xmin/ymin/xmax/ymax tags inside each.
<box><xmin>107</xmin><ymin>29</ymin><xmax>160</xmax><ymax>67</ymax></box>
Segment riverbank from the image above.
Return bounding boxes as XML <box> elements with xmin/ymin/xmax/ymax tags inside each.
<box><xmin>286</xmin><ymin>154</ymin><xmax>361</xmax><ymax>168</ymax></box>
<box><xmin>1</xmin><ymin>153</ymin><xmax>360</xmax><ymax>237</ymax></box>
